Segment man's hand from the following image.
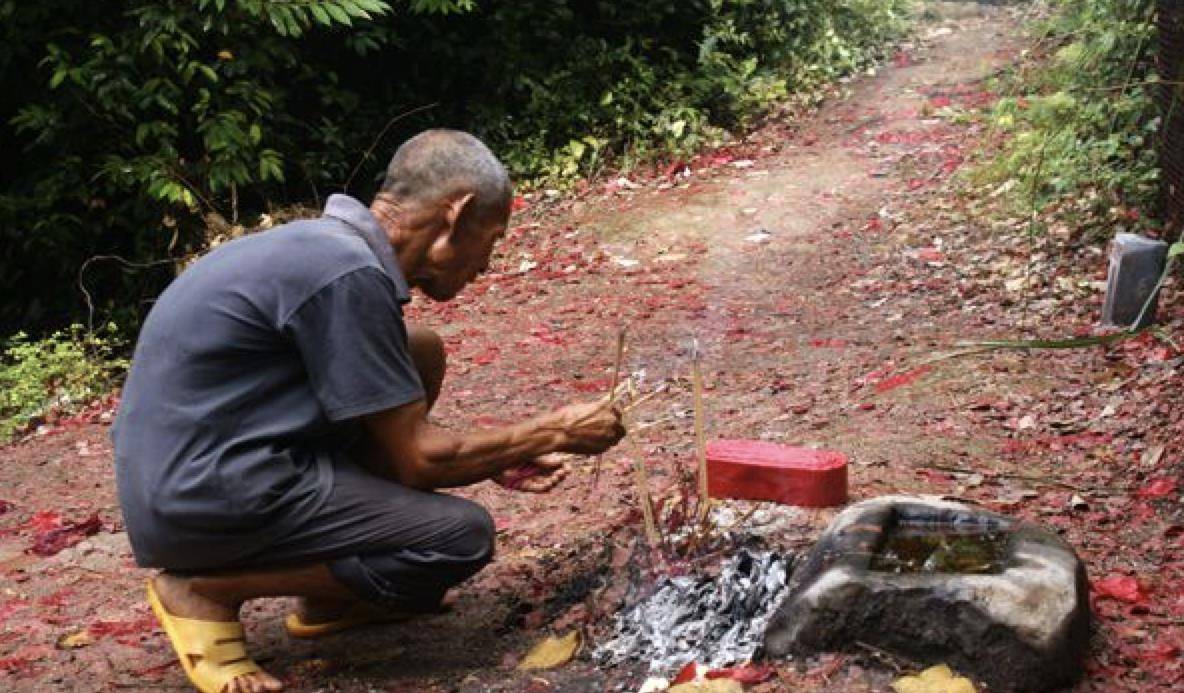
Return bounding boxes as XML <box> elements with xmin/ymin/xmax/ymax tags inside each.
<box><xmin>495</xmin><ymin>454</ymin><xmax>570</xmax><ymax>493</ymax></box>
<box><xmin>550</xmin><ymin>401</ymin><xmax>626</xmax><ymax>454</ymax></box>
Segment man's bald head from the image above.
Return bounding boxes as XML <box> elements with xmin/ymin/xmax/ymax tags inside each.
<box><xmin>378</xmin><ymin>129</ymin><xmax>512</xmax><ymax>223</ymax></box>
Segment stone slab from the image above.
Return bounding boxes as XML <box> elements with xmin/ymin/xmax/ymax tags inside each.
<box><xmin>761</xmin><ymin>495</ymin><xmax>1090</xmax><ymax>692</ymax></box>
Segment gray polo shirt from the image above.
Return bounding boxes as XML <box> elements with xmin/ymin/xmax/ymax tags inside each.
<box><xmin>113</xmin><ymin>194</ymin><xmax>425</xmax><ymax>570</ymax></box>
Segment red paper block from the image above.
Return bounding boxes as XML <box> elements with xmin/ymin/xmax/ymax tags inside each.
<box><xmin>706</xmin><ymin>440</ymin><xmax>848</xmax><ymax>507</ymax></box>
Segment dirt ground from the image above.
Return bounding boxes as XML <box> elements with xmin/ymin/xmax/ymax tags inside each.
<box><xmin>2</xmin><ymin>2</ymin><xmax>1182</xmax><ymax>691</ymax></box>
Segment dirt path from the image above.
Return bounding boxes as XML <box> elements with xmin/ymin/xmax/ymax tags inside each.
<box><xmin>3</xmin><ymin>3</ymin><xmax>1182</xmax><ymax>691</ymax></box>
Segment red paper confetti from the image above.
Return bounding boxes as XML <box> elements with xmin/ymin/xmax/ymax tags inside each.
<box><xmin>1135</xmin><ymin>478</ymin><xmax>1177</xmax><ymax>500</ymax></box>
<box><xmin>1092</xmin><ymin>575</ymin><xmax>1150</xmax><ymax>604</ymax></box>
<box><xmin>672</xmin><ymin>662</ymin><xmax>698</xmax><ymax>684</ymax></box>
<box><xmin>874</xmin><ymin>365</ymin><xmax>932</xmax><ymax>394</ymax></box>
<box><xmin>706</xmin><ymin>663</ymin><xmax>776</xmax><ymax>684</ymax></box>
<box><xmin>28</xmin><ymin>513</ymin><xmax>101</xmax><ymax>557</ymax></box>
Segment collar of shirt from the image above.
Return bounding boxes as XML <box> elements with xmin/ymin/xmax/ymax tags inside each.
<box><xmin>323</xmin><ymin>194</ymin><xmax>412</xmax><ymax>304</ymax></box>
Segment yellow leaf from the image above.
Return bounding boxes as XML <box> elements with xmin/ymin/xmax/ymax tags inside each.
<box><xmin>56</xmin><ymin>630</ymin><xmax>93</xmax><ymax>649</ymax></box>
<box><xmin>892</xmin><ymin>664</ymin><xmax>977</xmax><ymax>693</ymax></box>
<box><xmin>517</xmin><ymin>630</ymin><xmax>581</xmax><ymax>671</ymax></box>
<box><xmin>217</xmin><ymin>50</ymin><xmax>234</xmax><ymax>61</ymax></box>
<box><xmin>669</xmin><ymin>680</ymin><xmax>744</xmax><ymax>693</ymax></box>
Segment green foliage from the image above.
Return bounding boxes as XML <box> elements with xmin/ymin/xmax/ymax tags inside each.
<box><xmin>975</xmin><ymin>0</ymin><xmax>1157</xmax><ymax>236</ymax></box>
<box><xmin>1</xmin><ymin>0</ymin><xmax>911</xmax><ymax>333</ymax></box>
<box><xmin>0</xmin><ymin>325</ymin><xmax>127</xmax><ymax>442</ymax></box>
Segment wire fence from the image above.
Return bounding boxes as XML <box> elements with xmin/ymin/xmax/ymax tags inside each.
<box><xmin>1159</xmin><ymin>0</ymin><xmax>1184</xmax><ymax>230</ymax></box>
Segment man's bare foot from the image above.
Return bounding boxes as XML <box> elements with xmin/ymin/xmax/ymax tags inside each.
<box><xmin>152</xmin><ymin>574</ymin><xmax>284</xmax><ymax>693</ymax></box>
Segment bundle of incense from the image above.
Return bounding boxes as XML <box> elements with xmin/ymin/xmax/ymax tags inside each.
<box><xmin>591</xmin><ymin>328</ymin><xmax>627</xmax><ymax>488</ymax></box>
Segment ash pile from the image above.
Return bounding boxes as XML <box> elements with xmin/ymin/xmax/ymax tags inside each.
<box><xmin>594</xmin><ymin>549</ymin><xmax>793</xmax><ymax>673</ymax></box>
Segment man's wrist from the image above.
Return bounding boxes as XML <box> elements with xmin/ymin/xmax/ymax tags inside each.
<box><xmin>530</xmin><ymin>411</ymin><xmax>569</xmax><ymax>454</ymax></box>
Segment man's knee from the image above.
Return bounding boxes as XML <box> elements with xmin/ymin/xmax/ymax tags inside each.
<box><xmin>328</xmin><ymin>500</ymin><xmax>495</xmax><ymax>607</ymax></box>
<box><xmin>447</xmin><ymin>500</ymin><xmax>495</xmax><ymax>565</ymax></box>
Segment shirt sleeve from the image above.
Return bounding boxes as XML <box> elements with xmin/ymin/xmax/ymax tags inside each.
<box><xmin>283</xmin><ymin>267</ymin><xmax>425</xmax><ymax>422</ymax></box>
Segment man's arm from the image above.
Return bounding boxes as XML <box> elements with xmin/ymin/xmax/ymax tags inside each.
<box><xmin>363</xmin><ymin>399</ymin><xmax>624</xmax><ymax>490</ymax></box>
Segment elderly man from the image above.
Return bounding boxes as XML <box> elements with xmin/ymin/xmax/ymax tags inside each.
<box><xmin>113</xmin><ymin>130</ymin><xmax>625</xmax><ymax>693</ymax></box>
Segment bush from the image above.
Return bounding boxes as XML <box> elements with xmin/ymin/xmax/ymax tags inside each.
<box><xmin>1</xmin><ymin>0</ymin><xmax>911</xmax><ymax>333</ymax></box>
<box><xmin>974</xmin><ymin>0</ymin><xmax>1157</xmax><ymax>238</ymax></box>
<box><xmin>0</xmin><ymin>325</ymin><xmax>127</xmax><ymax>442</ymax></box>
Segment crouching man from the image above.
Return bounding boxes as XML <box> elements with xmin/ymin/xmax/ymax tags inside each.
<box><xmin>113</xmin><ymin>129</ymin><xmax>625</xmax><ymax>693</ymax></box>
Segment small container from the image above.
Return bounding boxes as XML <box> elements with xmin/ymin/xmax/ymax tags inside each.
<box><xmin>706</xmin><ymin>440</ymin><xmax>848</xmax><ymax>507</ymax></box>
<box><xmin>1102</xmin><ymin>233</ymin><xmax>1168</xmax><ymax>328</ymax></box>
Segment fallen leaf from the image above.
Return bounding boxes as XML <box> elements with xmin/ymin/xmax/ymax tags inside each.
<box><xmin>55</xmin><ymin>631</ymin><xmax>92</xmax><ymax>650</ymax></box>
<box><xmin>517</xmin><ymin>630</ymin><xmax>581</xmax><ymax>671</ymax></box>
<box><xmin>1140</xmin><ymin>445</ymin><xmax>1166</xmax><ymax>468</ymax></box>
<box><xmin>892</xmin><ymin>664</ymin><xmax>977</xmax><ymax>693</ymax></box>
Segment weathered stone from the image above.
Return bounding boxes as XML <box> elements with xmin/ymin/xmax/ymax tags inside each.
<box><xmin>1102</xmin><ymin>232</ymin><xmax>1168</xmax><ymax>328</ymax></box>
<box><xmin>761</xmin><ymin>496</ymin><xmax>1089</xmax><ymax>692</ymax></box>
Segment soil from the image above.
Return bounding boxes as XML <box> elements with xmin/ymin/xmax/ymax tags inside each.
<box><xmin>2</xmin><ymin>2</ymin><xmax>1182</xmax><ymax>691</ymax></box>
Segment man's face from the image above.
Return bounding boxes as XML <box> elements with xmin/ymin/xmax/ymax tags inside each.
<box><xmin>416</xmin><ymin>213</ymin><xmax>508</xmax><ymax>301</ymax></box>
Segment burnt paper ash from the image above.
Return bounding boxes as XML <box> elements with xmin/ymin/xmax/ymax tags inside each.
<box><xmin>594</xmin><ymin>550</ymin><xmax>792</xmax><ymax>672</ymax></box>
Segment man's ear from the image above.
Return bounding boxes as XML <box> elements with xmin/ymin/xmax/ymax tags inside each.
<box><xmin>441</xmin><ymin>192</ymin><xmax>477</xmax><ymax>241</ymax></box>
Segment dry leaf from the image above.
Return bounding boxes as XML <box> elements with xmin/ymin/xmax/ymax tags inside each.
<box><xmin>1140</xmin><ymin>444</ymin><xmax>1166</xmax><ymax>468</ymax></box>
<box><xmin>56</xmin><ymin>630</ymin><xmax>93</xmax><ymax>649</ymax></box>
<box><xmin>517</xmin><ymin>630</ymin><xmax>582</xmax><ymax>671</ymax></box>
<box><xmin>892</xmin><ymin>665</ymin><xmax>976</xmax><ymax>693</ymax></box>
<box><xmin>668</xmin><ymin>680</ymin><xmax>743</xmax><ymax>693</ymax></box>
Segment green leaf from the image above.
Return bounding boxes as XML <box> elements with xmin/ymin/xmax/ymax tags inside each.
<box><xmin>1169</xmin><ymin>241</ymin><xmax>1184</xmax><ymax>258</ymax></box>
<box><xmin>324</xmin><ymin>3</ymin><xmax>352</xmax><ymax>25</ymax></box>
<box><xmin>355</xmin><ymin>0</ymin><xmax>390</xmax><ymax>13</ymax></box>
<box><xmin>309</xmin><ymin>5</ymin><xmax>331</xmax><ymax>25</ymax></box>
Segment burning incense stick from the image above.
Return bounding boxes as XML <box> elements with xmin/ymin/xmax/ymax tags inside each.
<box><xmin>629</xmin><ymin>438</ymin><xmax>661</xmax><ymax>545</ymax></box>
<box><xmin>606</xmin><ymin>327</ymin><xmax>626</xmax><ymax>407</ymax></box>
<box><xmin>621</xmin><ymin>384</ymin><xmax>665</xmax><ymax>414</ymax></box>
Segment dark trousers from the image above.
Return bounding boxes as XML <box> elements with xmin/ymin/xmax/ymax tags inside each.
<box><xmin>235</xmin><ymin>459</ymin><xmax>495</xmax><ymax>611</ymax></box>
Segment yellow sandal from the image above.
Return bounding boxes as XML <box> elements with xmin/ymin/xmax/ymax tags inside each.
<box><xmin>284</xmin><ymin>603</ymin><xmax>414</xmax><ymax>639</ymax></box>
<box><xmin>146</xmin><ymin>580</ymin><xmax>264</xmax><ymax>693</ymax></box>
